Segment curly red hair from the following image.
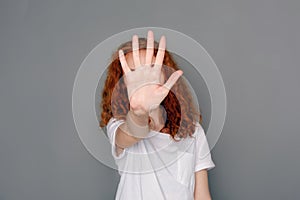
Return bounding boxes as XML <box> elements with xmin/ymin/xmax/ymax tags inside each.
<box><xmin>99</xmin><ymin>37</ymin><xmax>202</xmax><ymax>141</ymax></box>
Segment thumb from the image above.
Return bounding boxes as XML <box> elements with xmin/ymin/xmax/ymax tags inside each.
<box><xmin>162</xmin><ymin>70</ymin><xmax>183</xmax><ymax>91</ymax></box>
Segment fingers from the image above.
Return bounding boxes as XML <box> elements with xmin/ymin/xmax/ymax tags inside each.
<box><xmin>162</xmin><ymin>70</ymin><xmax>183</xmax><ymax>91</ymax></box>
<box><xmin>154</xmin><ymin>35</ymin><xmax>166</xmax><ymax>70</ymax></box>
<box><xmin>119</xmin><ymin>49</ymin><xmax>131</xmax><ymax>74</ymax></box>
<box><xmin>132</xmin><ymin>35</ymin><xmax>141</xmax><ymax>69</ymax></box>
<box><xmin>145</xmin><ymin>30</ymin><xmax>154</xmax><ymax>67</ymax></box>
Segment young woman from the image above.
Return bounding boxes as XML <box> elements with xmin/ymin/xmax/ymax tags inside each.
<box><xmin>100</xmin><ymin>30</ymin><xmax>215</xmax><ymax>200</ymax></box>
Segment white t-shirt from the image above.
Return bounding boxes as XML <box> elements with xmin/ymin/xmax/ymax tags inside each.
<box><xmin>106</xmin><ymin>117</ymin><xmax>215</xmax><ymax>200</ymax></box>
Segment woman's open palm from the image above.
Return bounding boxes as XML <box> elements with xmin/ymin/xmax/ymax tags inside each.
<box><xmin>119</xmin><ymin>30</ymin><xmax>183</xmax><ymax>115</ymax></box>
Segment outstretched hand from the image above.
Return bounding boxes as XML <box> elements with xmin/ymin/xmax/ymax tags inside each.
<box><xmin>119</xmin><ymin>30</ymin><xmax>183</xmax><ymax>116</ymax></box>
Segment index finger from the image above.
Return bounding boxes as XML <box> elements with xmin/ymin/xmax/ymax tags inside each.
<box><xmin>154</xmin><ymin>35</ymin><xmax>166</xmax><ymax>70</ymax></box>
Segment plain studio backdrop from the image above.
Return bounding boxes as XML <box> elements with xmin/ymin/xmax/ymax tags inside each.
<box><xmin>0</xmin><ymin>0</ymin><xmax>299</xmax><ymax>200</ymax></box>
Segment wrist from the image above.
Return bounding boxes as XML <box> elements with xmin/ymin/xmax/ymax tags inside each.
<box><xmin>128</xmin><ymin>109</ymin><xmax>149</xmax><ymax>126</ymax></box>
<box><xmin>130</xmin><ymin>106</ymin><xmax>148</xmax><ymax>117</ymax></box>
<box><xmin>124</xmin><ymin>110</ymin><xmax>150</xmax><ymax>138</ymax></box>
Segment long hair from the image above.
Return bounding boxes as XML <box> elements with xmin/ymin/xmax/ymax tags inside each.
<box><xmin>99</xmin><ymin>37</ymin><xmax>202</xmax><ymax>141</ymax></box>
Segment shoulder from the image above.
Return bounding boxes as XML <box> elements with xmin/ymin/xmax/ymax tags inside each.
<box><xmin>106</xmin><ymin>117</ymin><xmax>125</xmax><ymax>138</ymax></box>
<box><xmin>107</xmin><ymin>117</ymin><xmax>125</xmax><ymax>127</ymax></box>
<box><xmin>192</xmin><ymin>121</ymin><xmax>205</xmax><ymax>138</ymax></box>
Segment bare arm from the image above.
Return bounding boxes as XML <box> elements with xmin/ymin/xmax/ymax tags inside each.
<box><xmin>114</xmin><ymin>30</ymin><xmax>183</xmax><ymax>157</ymax></box>
<box><xmin>194</xmin><ymin>169</ymin><xmax>212</xmax><ymax>200</ymax></box>
<box><xmin>114</xmin><ymin>111</ymin><xmax>149</xmax><ymax>156</ymax></box>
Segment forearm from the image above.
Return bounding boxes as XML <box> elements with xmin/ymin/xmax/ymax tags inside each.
<box><xmin>115</xmin><ymin>109</ymin><xmax>149</xmax><ymax>149</ymax></box>
<box><xmin>128</xmin><ymin>109</ymin><xmax>149</xmax><ymax>126</ymax></box>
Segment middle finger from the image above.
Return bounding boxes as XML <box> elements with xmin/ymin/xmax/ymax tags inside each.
<box><xmin>145</xmin><ymin>30</ymin><xmax>154</xmax><ymax>67</ymax></box>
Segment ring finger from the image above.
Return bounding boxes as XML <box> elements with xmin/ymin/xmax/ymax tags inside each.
<box><xmin>132</xmin><ymin>35</ymin><xmax>141</xmax><ymax>69</ymax></box>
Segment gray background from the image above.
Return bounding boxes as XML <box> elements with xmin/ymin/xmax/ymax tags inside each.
<box><xmin>0</xmin><ymin>0</ymin><xmax>299</xmax><ymax>199</ymax></box>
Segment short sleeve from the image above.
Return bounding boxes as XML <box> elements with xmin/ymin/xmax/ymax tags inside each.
<box><xmin>106</xmin><ymin>117</ymin><xmax>127</xmax><ymax>160</ymax></box>
<box><xmin>194</xmin><ymin>122</ymin><xmax>216</xmax><ymax>172</ymax></box>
